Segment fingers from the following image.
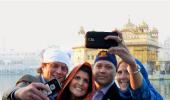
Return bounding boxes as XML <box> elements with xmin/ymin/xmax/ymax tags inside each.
<box><xmin>104</xmin><ymin>35</ymin><xmax>122</xmax><ymax>43</ymax></box>
<box><xmin>104</xmin><ymin>30</ymin><xmax>123</xmax><ymax>44</ymax></box>
<box><xmin>108</xmin><ymin>47</ymin><xmax>125</xmax><ymax>55</ymax></box>
<box><xmin>15</xmin><ymin>83</ymin><xmax>50</xmax><ymax>100</ymax></box>
<box><xmin>117</xmin><ymin>31</ymin><xmax>123</xmax><ymax>40</ymax></box>
<box><xmin>107</xmin><ymin>30</ymin><xmax>136</xmax><ymax>66</ymax></box>
<box><xmin>112</xmin><ymin>30</ymin><xmax>123</xmax><ymax>40</ymax></box>
<box><xmin>31</xmin><ymin>86</ymin><xmax>49</xmax><ymax>100</ymax></box>
<box><xmin>30</xmin><ymin>93</ymin><xmax>44</xmax><ymax>100</ymax></box>
<box><xmin>105</xmin><ymin>30</ymin><xmax>129</xmax><ymax>53</ymax></box>
<box><xmin>31</xmin><ymin>83</ymin><xmax>50</xmax><ymax>100</ymax></box>
<box><xmin>31</xmin><ymin>83</ymin><xmax>50</xmax><ymax>92</ymax></box>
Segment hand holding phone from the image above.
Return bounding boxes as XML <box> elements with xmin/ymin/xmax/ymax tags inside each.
<box><xmin>85</xmin><ymin>31</ymin><xmax>118</xmax><ymax>49</ymax></box>
<box><xmin>42</xmin><ymin>79</ymin><xmax>61</xmax><ymax>97</ymax></box>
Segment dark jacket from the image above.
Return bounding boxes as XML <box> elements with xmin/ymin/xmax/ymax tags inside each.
<box><xmin>102</xmin><ymin>82</ymin><xmax>132</xmax><ymax>100</ymax></box>
<box><xmin>2</xmin><ymin>74</ymin><xmax>42</xmax><ymax>100</ymax></box>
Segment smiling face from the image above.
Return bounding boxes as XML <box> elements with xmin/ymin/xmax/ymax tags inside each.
<box><xmin>42</xmin><ymin>61</ymin><xmax>68</xmax><ymax>83</ymax></box>
<box><xmin>116</xmin><ymin>62</ymin><xmax>130</xmax><ymax>91</ymax></box>
<box><xmin>93</xmin><ymin>60</ymin><xmax>116</xmax><ymax>87</ymax></box>
<box><xmin>69</xmin><ymin>70</ymin><xmax>90</xmax><ymax>98</ymax></box>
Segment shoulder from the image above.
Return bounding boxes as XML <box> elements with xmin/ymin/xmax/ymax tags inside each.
<box><xmin>107</xmin><ymin>82</ymin><xmax>118</xmax><ymax>92</ymax></box>
<box><xmin>16</xmin><ymin>74</ymin><xmax>40</xmax><ymax>85</ymax></box>
<box><xmin>104</xmin><ymin>83</ymin><xmax>119</xmax><ymax>98</ymax></box>
<box><xmin>105</xmin><ymin>84</ymin><xmax>133</xmax><ymax>100</ymax></box>
<box><xmin>2</xmin><ymin>74</ymin><xmax>39</xmax><ymax>100</ymax></box>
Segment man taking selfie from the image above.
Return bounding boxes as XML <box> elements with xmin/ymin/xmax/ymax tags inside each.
<box><xmin>3</xmin><ymin>48</ymin><xmax>71</xmax><ymax>100</ymax></box>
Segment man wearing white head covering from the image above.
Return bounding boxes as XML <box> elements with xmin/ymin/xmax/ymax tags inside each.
<box><xmin>37</xmin><ymin>48</ymin><xmax>71</xmax><ymax>83</ymax></box>
<box><xmin>42</xmin><ymin>48</ymin><xmax>71</xmax><ymax>67</ymax></box>
<box><xmin>3</xmin><ymin>48</ymin><xmax>71</xmax><ymax>100</ymax></box>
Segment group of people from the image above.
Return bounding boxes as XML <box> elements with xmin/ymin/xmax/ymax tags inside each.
<box><xmin>2</xmin><ymin>31</ymin><xmax>163</xmax><ymax>100</ymax></box>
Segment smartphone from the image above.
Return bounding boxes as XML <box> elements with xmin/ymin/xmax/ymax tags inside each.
<box><xmin>42</xmin><ymin>79</ymin><xmax>61</xmax><ymax>97</ymax></box>
<box><xmin>85</xmin><ymin>31</ymin><xmax>118</xmax><ymax>49</ymax></box>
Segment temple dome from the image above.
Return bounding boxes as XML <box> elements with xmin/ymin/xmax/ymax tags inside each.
<box><xmin>123</xmin><ymin>18</ymin><xmax>136</xmax><ymax>29</ymax></box>
<box><xmin>139</xmin><ymin>21</ymin><xmax>149</xmax><ymax>29</ymax></box>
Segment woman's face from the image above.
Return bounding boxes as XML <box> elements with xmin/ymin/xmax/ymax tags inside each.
<box><xmin>69</xmin><ymin>70</ymin><xmax>89</xmax><ymax>98</ymax></box>
<box><xmin>116</xmin><ymin>62</ymin><xmax>130</xmax><ymax>91</ymax></box>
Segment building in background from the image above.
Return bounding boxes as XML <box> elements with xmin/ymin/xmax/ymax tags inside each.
<box><xmin>158</xmin><ymin>37</ymin><xmax>170</xmax><ymax>74</ymax></box>
<box><xmin>121</xmin><ymin>19</ymin><xmax>159</xmax><ymax>74</ymax></box>
<box><xmin>72</xmin><ymin>19</ymin><xmax>159</xmax><ymax>75</ymax></box>
<box><xmin>72</xmin><ymin>26</ymin><xmax>103</xmax><ymax>66</ymax></box>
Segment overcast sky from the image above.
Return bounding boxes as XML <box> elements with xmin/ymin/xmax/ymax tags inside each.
<box><xmin>0</xmin><ymin>0</ymin><xmax>170</xmax><ymax>51</ymax></box>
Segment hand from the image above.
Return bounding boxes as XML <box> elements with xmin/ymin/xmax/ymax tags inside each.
<box><xmin>105</xmin><ymin>30</ymin><xmax>143</xmax><ymax>90</ymax></box>
<box><xmin>14</xmin><ymin>83</ymin><xmax>50</xmax><ymax>100</ymax></box>
<box><xmin>105</xmin><ymin>30</ymin><xmax>136</xmax><ymax>67</ymax></box>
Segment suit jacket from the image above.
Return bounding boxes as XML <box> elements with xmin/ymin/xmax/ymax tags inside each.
<box><xmin>2</xmin><ymin>74</ymin><xmax>42</xmax><ymax>100</ymax></box>
<box><xmin>102</xmin><ymin>83</ymin><xmax>132</xmax><ymax>100</ymax></box>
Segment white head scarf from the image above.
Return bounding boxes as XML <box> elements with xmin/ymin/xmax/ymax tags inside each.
<box><xmin>42</xmin><ymin>48</ymin><xmax>71</xmax><ymax>68</ymax></box>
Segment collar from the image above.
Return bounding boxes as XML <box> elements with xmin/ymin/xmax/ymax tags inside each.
<box><xmin>99</xmin><ymin>80</ymin><xmax>115</xmax><ymax>95</ymax></box>
<box><xmin>40</xmin><ymin>75</ymin><xmax>47</xmax><ymax>83</ymax></box>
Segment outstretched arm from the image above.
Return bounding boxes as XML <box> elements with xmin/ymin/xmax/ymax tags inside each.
<box><xmin>2</xmin><ymin>75</ymin><xmax>50</xmax><ymax>100</ymax></box>
<box><xmin>105</xmin><ymin>31</ymin><xmax>143</xmax><ymax>90</ymax></box>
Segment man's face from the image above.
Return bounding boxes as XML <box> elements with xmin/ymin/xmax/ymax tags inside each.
<box><xmin>116</xmin><ymin>62</ymin><xmax>130</xmax><ymax>91</ymax></box>
<box><xmin>93</xmin><ymin>60</ymin><xmax>116</xmax><ymax>87</ymax></box>
<box><xmin>42</xmin><ymin>62</ymin><xmax>68</xmax><ymax>83</ymax></box>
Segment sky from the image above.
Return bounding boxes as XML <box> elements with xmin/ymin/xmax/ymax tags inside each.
<box><xmin>0</xmin><ymin>0</ymin><xmax>170</xmax><ymax>51</ymax></box>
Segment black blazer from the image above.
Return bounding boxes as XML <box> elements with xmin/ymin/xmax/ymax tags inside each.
<box><xmin>102</xmin><ymin>83</ymin><xmax>132</xmax><ymax>100</ymax></box>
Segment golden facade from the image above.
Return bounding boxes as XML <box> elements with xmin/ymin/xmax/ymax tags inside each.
<box><xmin>72</xmin><ymin>20</ymin><xmax>159</xmax><ymax>73</ymax></box>
<box><xmin>122</xmin><ymin>19</ymin><xmax>159</xmax><ymax>73</ymax></box>
<box><xmin>72</xmin><ymin>46</ymin><xmax>103</xmax><ymax>66</ymax></box>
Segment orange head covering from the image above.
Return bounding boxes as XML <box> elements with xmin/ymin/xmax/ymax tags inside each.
<box><xmin>57</xmin><ymin>62</ymin><xmax>95</xmax><ymax>100</ymax></box>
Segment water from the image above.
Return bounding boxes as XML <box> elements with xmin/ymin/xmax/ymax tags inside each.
<box><xmin>0</xmin><ymin>74</ymin><xmax>170</xmax><ymax>100</ymax></box>
<box><xmin>150</xmin><ymin>80</ymin><xmax>170</xmax><ymax>100</ymax></box>
<box><xmin>0</xmin><ymin>74</ymin><xmax>21</xmax><ymax>99</ymax></box>
<box><xmin>0</xmin><ymin>68</ymin><xmax>37</xmax><ymax>100</ymax></box>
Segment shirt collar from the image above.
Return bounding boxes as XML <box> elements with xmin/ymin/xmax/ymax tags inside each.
<box><xmin>40</xmin><ymin>75</ymin><xmax>47</xmax><ymax>83</ymax></box>
<box><xmin>100</xmin><ymin>80</ymin><xmax>115</xmax><ymax>95</ymax></box>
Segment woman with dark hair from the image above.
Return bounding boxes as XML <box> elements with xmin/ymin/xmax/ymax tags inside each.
<box><xmin>57</xmin><ymin>62</ymin><xmax>95</xmax><ymax>100</ymax></box>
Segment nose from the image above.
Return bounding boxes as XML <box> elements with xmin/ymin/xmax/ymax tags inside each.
<box><xmin>99</xmin><ymin>66</ymin><xmax>106</xmax><ymax>73</ymax></box>
<box><xmin>120</xmin><ymin>72</ymin><xmax>127</xmax><ymax>79</ymax></box>
<box><xmin>78</xmin><ymin>79</ymin><xmax>84</xmax><ymax>86</ymax></box>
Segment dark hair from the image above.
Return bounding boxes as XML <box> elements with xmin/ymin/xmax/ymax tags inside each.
<box><xmin>79</xmin><ymin>64</ymin><xmax>93</xmax><ymax>94</ymax></box>
<box><xmin>60</xmin><ymin>64</ymin><xmax>92</xmax><ymax>100</ymax></box>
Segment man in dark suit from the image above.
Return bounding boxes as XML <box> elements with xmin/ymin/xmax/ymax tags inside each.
<box><xmin>3</xmin><ymin>48</ymin><xmax>71</xmax><ymax>100</ymax></box>
<box><xmin>92</xmin><ymin>50</ymin><xmax>123</xmax><ymax>100</ymax></box>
